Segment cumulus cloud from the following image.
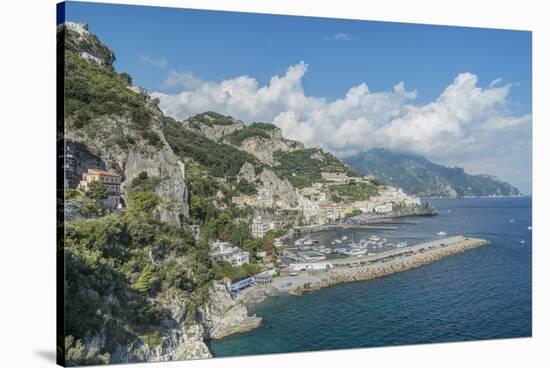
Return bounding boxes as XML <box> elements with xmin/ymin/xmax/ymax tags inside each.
<box><xmin>139</xmin><ymin>54</ymin><xmax>168</xmax><ymax>68</ymax></box>
<box><xmin>152</xmin><ymin>63</ymin><xmax>531</xmax><ymax>191</ymax></box>
<box><xmin>325</xmin><ymin>33</ymin><xmax>354</xmax><ymax>42</ymax></box>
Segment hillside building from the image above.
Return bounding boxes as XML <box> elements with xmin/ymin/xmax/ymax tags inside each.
<box><xmin>210</xmin><ymin>240</ymin><xmax>250</xmax><ymax>267</ymax></box>
<box><xmin>78</xmin><ymin>168</ymin><xmax>121</xmax><ymax>207</ymax></box>
<box><xmin>251</xmin><ymin>216</ymin><xmax>276</xmax><ymax>239</ymax></box>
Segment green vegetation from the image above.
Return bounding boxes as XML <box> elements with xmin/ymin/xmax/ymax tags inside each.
<box><xmin>85</xmin><ymin>181</ymin><xmax>108</xmax><ymax>200</ymax></box>
<box><xmin>163</xmin><ymin>117</ymin><xmax>264</xmax><ymax>178</ymax></box>
<box><xmin>345</xmin><ymin>209</ymin><xmax>363</xmax><ymax>218</ymax></box>
<box><xmin>273</xmin><ymin>148</ymin><xmax>355</xmax><ymax>188</ymax></box>
<box><xmin>225</xmin><ymin>122</ymin><xmax>278</xmax><ymax>145</ymax></box>
<box><xmin>63</xmin><ymin>30</ymin><xmax>164</xmax><ymax>149</ymax></box>
<box><xmin>63</xmin><ymin>187</ymin><xmax>211</xmax><ymax>359</ymax></box>
<box><xmin>128</xmin><ymin>172</ymin><xmax>164</xmax><ymax>193</ymax></box>
<box><xmin>186</xmin><ymin>111</ymin><xmax>238</xmax><ymax>128</ymax></box>
<box><xmin>213</xmin><ymin>262</ymin><xmax>261</xmax><ymax>282</ymax></box>
<box><xmin>329</xmin><ymin>182</ymin><xmax>379</xmax><ymax>201</ymax></box>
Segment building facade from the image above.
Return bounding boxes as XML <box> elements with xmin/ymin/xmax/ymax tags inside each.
<box><xmin>78</xmin><ymin>168</ymin><xmax>122</xmax><ymax>207</ymax></box>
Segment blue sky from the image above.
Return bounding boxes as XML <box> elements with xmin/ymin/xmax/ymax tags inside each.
<box><xmin>61</xmin><ymin>1</ymin><xmax>532</xmax><ymax>193</ymax></box>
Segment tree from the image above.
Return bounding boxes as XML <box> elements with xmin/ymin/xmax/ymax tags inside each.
<box><xmin>126</xmin><ymin>192</ymin><xmax>160</xmax><ymax>221</ymax></box>
<box><xmin>135</xmin><ymin>264</ymin><xmax>154</xmax><ymax>293</ymax></box>
<box><xmin>120</xmin><ymin>72</ymin><xmax>133</xmax><ymax>85</ymax></box>
<box><xmin>189</xmin><ymin>195</ymin><xmax>208</xmax><ymax>222</ymax></box>
<box><xmin>86</xmin><ymin>180</ymin><xmax>108</xmax><ymax>200</ymax></box>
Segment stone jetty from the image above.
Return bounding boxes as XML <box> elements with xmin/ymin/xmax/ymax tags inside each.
<box><xmin>288</xmin><ymin>236</ymin><xmax>489</xmax><ymax>295</ymax></box>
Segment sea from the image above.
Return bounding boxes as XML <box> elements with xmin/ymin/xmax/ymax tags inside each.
<box><xmin>208</xmin><ymin>197</ymin><xmax>532</xmax><ymax>357</ymax></box>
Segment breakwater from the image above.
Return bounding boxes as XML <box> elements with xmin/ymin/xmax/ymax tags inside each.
<box><xmin>288</xmin><ymin>236</ymin><xmax>489</xmax><ymax>295</ymax></box>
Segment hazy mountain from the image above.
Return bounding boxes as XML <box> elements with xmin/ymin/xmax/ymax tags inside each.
<box><xmin>344</xmin><ymin>148</ymin><xmax>521</xmax><ymax>198</ymax></box>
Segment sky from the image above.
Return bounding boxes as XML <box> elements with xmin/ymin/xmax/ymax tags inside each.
<box><xmin>62</xmin><ymin>1</ymin><xmax>532</xmax><ymax>194</ymax></box>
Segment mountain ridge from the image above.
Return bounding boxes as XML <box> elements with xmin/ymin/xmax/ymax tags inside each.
<box><xmin>344</xmin><ymin>148</ymin><xmax>521</xmax><ymax>198</ymax></box>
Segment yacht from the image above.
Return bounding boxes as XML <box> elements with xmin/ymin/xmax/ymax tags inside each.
<box><xmin>437</xmin><ymin>231</ymin><xmax>447</xmax><ymax>236</ymax></box>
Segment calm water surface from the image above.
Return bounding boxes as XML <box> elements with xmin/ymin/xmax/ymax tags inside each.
<box><xmin>209</xmin><ymin>198</ymin><xmax>532</xmax><ymax>357</ymax></box>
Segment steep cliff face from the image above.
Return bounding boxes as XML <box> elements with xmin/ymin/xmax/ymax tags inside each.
<box><xmin>239</xmin><ymin>162</ymin><xmax>301</xmax><ymax>207</ymax></box>
<box><xmin>181</xmin><ymin>111</ymin><xmax>244</xmax><ymax>141</ymax></box>
<box><xmin>231</xmin><ymin>125</ymin><xmax>304</xmax><ymax>166</ymax></box>
<box><xmin>200</xmin><ymin>282</ymin><xmax>262</xmax><ymax>340</ymax></box>
<box><xmin>115</xmin><ymin>290</ymin><xmax>211</xmax><ymax>363</ymax></box>
<box><xmin>61</xmin><ymin>23</ymin><xmax>188</xmax><ymax>225</ymax></box>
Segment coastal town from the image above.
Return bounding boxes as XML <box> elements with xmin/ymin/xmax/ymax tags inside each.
<box><xmin>64</xmin><ymin>154</ymin><xmax>439</xmax><ymax>297</ymax></box>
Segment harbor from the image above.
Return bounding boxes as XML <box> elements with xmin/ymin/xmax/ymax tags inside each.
<box><xmin>236</xmin><ymin>235</ymin><xmax>490</xmax><ymax>300</ymax></box>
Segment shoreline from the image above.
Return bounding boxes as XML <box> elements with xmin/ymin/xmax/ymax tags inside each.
<box><xmin>241</xmin><ymin>236</ymin><xmax>489</xmax><ymax>301</ymax></box>
<box><xmin>287</xmin><ymin>236</ymin><xmax>489</xmax><ymax>295</ymax></box>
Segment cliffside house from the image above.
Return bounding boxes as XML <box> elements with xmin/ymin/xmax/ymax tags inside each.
<box><xmin>78</xmin><ymin>168</ymin><xmax>121</xmax><ymax>207</ymax></box>
<box><xmin>231</xmin><ymin>194</ymin><xmax>257</xmax><ymax>207</ymax></box>
<box><xmin>210</xmin><ymin>241</ymin><xmax>250</xmax><ymax>267</ymax></box>
<box><xmin>79</xmin><ymin>51</ymin><xmax>103</xmax><ymax>65</ymax></box>
<box><xmin>321</xmin><ymin>172</ymin><xmax>350</xmax><ymax>184</ymax></box>
<box><xmin>251</xmin><ymin>216</ymin><xmax>276</xmax><ymax>239</ymax></box>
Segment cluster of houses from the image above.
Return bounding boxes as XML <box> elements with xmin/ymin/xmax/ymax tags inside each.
<box><xmin>298</xmin><ymin>172</ymin><xmax>421</xmax><ymax>224</ymax></box>
<box><xmin>231</xmin><ymin>171</ymin><xmax>421</xmax><ymax>226</ymax></box>
<box><xmin>231</xmin><ymin>188</ymin><xmax>274</xmax><ymax>208</ymax></box>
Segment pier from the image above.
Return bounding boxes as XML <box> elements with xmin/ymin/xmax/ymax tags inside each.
<box><xmin>271</xmin><ymin>235</ymin><xmax>489</xmax><ymax>295</ymax></box>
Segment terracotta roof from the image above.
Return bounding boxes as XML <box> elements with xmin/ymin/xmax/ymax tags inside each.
<box><xmin>88</xmin><ymin>168</ymin><xmax>120</xmax><ymax>177</ymax></box>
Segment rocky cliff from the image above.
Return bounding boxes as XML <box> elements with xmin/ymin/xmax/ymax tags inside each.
<box><xmin>60</xmin><ymin>23</ymin><xmax>188</xmax><ymax>225</ymax></box>
<box><xmin>238</xmin><ymin>162</ymin><xmax>301</xmax><ymax>207</ymax></box>
<box><xmin>181</xmin><ymin>111</ymin><xmax>244</xmax><ymax>141</ymax></box>
<box><xmin>200</xmin><ymin>282</ymin><xmax>262</xmax><ymax>340</ymax></box>
<box><xmin>225</xmin><ymin>123</ymin><xmax>304</xmax><ymax>166</ymax></box>
<box><xmin>109</xmin><ymin>289</ymin><xmax>211</xmax><ymax>363</ymax></box>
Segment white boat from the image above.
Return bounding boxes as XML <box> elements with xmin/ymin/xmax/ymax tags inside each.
<box><xmin>520</xmin><ymin>240</ymin><xmax>525</xmax><ymax>244</ymax></box>
<box><xmin>528</xmin><ymin>226</ymin><xmax>532</xmax><ymax>230</ymax></box>
<box><xmin>395</xmin><ymin>241</ymin><xmax>408</xmax><ymax>248</ymax></box>
<box><xmin>437</xmin><ymin>231</ymin><xmax>447</xmax><ymax>236</ymax></box>
<box><xmin>510</xmin><ymin>219</ymin><xmax>514</xmax><ymax>223</ymax></box>
<box><xmin>334</xmin><ymin>239</ymin><xmax>342</xmax><ymax>244</ymax></box>
<box><xmin>341</xmin><ymin>235</ymin><xmax>349</xmax><ymax>241</ymax></box>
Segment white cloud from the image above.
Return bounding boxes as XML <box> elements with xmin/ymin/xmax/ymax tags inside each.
<box><xmin>139</xmin><ymin>54</ymin><xmax>168</xmax><ymax>68</ymax></box>
<box><xmin>152</xmin><ymin>63</ymin><xmax>531</xmax><ymax>191</ymax></box>
<box><xmin>325</xmin><ymin>33</ymin><xmax>354</xmax><ymax>42</ymax></box>
<box><xmin>161</xmin><ymin>71</ymin><xmax>203</xmax><ymax>90</ymax></box>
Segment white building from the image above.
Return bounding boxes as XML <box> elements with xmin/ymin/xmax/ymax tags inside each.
<box><xmin>256</xmin><ymin>189</ymin><xmax>274</xmax><ymax>208</ymax></box>
<box><xmin>210</xmin><ymin>241</ymin><xmax>250</xmax><ymax>267</ymax></box>
<box><xmin>375</xmin><ymin>202</ymin><xmax>393</xmax><ymax>214</ymax></box>
<box><xmin>64</xmin><ymin>22</ymin><xmax>89</xmax><ymax>36</ymax></box>
<box><xmin>289</xmin><ymin>262</ymin><xmax>333</xmax><ymax>271</ymax></box>
<box><xmin>80</xmin><ymin>52</ymin><xmax>103</xmax><ymax>65</ymax></box>
<box><xmin>251</xmin><ymin>216</ymin><xmax>275</xmax><ymax>239</ymax></box>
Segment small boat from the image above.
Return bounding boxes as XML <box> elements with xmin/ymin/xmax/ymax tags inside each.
<box><xmin>341</xmin><ymin>235</ymin><xmax>349</xmax><ymax>241</ymax></box>
<box><xmin>509</xmin><ymin>219</ymin><xmax>514</xmax><ymax>223</ymax></box>
<box><xmin>334</xmin><ymin>239</ymin><xmax>342</xmax><ymax>244</ymax></box>
<box><xmin>528</xmin><ymin>226</ymin><xmax>532</xmax><ymax>230</ymax></box>
<box><xmin>520</xmin><ymin>240</ymin><xmax>525</xmax><ymax>244</ymax></box>
<box><xmin>289</xmin><ymin>272</ymin><xmax>299</xmax><ymax>276</ymax></box>
<box><xmin>437</xmin><ymin>231</ymin><xmax>447</xmax><ymax>236</ymax></box>
<box><xmin>331</xmin><ymin>241</ymin><xmax>336</xmax><ymax>245</ymax></box>
<box><xmin>396</xmin><ymin>241</ymin><xmax>408</xmax><ymax>248</ymax></box>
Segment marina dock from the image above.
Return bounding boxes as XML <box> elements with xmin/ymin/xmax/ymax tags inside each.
<box><xmin>272</xmin><ymin>235</ymin><xmax>489</xmax><ymax>295</ymax></box>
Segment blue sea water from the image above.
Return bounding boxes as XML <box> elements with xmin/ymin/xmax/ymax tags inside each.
<box><xmin>208</xmin><ymin>198</ymin><xmax>532</xmax><ymax>357</ymax></box>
